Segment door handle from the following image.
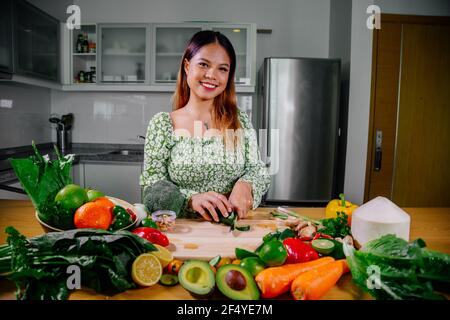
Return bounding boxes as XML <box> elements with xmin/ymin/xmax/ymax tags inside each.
<box><xmin>374</xmin><ymin>130</ymin><xmax>382</xmax><ymax>171</ymax></box>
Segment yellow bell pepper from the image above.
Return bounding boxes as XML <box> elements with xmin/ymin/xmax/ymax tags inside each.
<box><xmin>325</xmin><ymin>193</ymin><xmax>358</xmax><ymax>225</ymax></box>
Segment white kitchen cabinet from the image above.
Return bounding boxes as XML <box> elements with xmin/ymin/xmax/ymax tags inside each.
<box><xmin>81</xmin><ymin>163</ymin><xmax>143</xmax><ymax>204</ymax></box>
<box><xmin>98</xmin><ymin>24</ymin><xmax>150</xmax><ymax>84</ymax></box>
<box><xmin>71</xmin><ymin>163</ymin><xmax>83</xmax><ymax>186</ymax></box>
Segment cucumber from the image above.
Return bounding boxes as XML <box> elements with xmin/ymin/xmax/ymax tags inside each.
<box><xmin>159</xmin><ymin>274</ymin><xmax>179</xmax><ymax>286</ymax></box>
<box><xmin>311</xmin><ymin>239</ymin><xmax>335</xmax><ymax>255</ymax></box>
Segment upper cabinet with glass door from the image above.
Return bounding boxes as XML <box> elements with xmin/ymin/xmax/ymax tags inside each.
<box><xmin>14</xmin><ymin>0</ymin><xmax>60</xmax><ymax>82</ymax></box>
<box><xmin>152</xmin><ymin>24</ymin><xmax>202</xmax><ymax>85</ymax></box>
<box><xmin>208</xmin><ymin>24</ymin><xmax>256</xmax><ymax>88</ymax></box>
<box><xmin>98</xmin><ymin>24</ymin><xmax>150</xmax><ymax>84</ymax></box>
<box><xmin>151</xmin><ymin>23</ymin><xmax>256</xmax><ymax>92</ymax></box>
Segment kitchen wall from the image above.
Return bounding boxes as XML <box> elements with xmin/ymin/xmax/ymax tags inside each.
<box><xmin>329</xmin><ymin>0</ymin><xmax>352</xmax><ymax>198</ymax></box>
<box><xmin>0</xmin><ymin>83</ymin><xmax>52</xmax><ymax>148</ymax></box>
<box><xmin>50</xmin><ymin>0</ymin><xmax>331</xmax><ymax>144</ymax></box>
<box><xmin>344</xmin><ymin>0</ymin><xmax>450</xmax><ymax>204</ymax></box>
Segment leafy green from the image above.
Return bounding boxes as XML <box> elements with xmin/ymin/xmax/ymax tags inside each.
<box><xmin>9</xmin><ymin>142</ymin><xmax>75</xmax><ymax>229</ymax></box>
<box><xmin>0</xmin><ymin>227</ymin><xmax>156</xmax><ymax>300</ymax></box>
<box><xmin>317</xmin><ymin>212</ymin><xmax>351</xmax><ymax>238</ymax></box>
<box><xmin>345</xmin><ymin>234</ymin><xmax>448</xmax><ymax>300</ymax></box>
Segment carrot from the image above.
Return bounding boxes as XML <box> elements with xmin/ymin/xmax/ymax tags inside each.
<box><xmin>290</xmin><ymin>259</ymin><xmax>349</xmax><ymax>300</ymax></box>
<box><xmin>254</xmin><ymin>257</ymin><xmax>335</xmax><ymax>298</ymax></box>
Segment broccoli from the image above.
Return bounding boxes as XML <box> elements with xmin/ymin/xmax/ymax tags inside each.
<box><xmin>142</xmin><ymin>180</ymin><xmax>197</xmax><ymax>218</ymax></box>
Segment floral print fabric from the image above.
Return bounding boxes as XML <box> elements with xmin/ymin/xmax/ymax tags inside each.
<box><xmin>139</xmin><ymin>109</ymin><xmax>271</xmax><ymax>212</ymax></box>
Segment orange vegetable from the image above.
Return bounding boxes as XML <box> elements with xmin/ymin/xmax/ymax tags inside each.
<box><xmin>254</xmin><ymin>257</ymin><xmax>335</xmax><ymax>298</ymax></box>
<box><xmin>290</xmin><ymin>259</ymin><xmax>350</xmax><ymax>300</ymax></box>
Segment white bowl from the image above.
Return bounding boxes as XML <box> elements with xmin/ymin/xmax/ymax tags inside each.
<box><xmin>35</xmin><ymin>196</ymin><xmax>138</xmax><ymax>233</ymax></box>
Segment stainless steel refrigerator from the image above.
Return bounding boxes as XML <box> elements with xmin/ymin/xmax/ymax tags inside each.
<box><xmin>257</xmin><ymin>57</ymin><xmax>341</xmax><ymax>205</ymax></box>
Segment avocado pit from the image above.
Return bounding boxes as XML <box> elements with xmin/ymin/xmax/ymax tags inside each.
<box><xmin>225</xmin><ymin>270</ymin><xmax>247</xmax><ymax>291</ymax></box>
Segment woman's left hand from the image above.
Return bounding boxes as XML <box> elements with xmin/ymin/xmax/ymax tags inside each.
<box><xmin>228</xmin><ymin>181</ymin><xmax>253</xmax><ymax>219</ymax></box>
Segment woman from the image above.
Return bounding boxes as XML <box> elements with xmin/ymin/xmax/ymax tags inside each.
<box><xmin>140</xmin><ymin>30</ymin><xmax>270</xmax><ymax>221</ymax></box>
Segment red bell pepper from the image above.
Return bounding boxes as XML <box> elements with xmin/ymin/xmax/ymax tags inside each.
<box><xmin>282</xmin><ymin>238</ymin><xmax>319</xmax><ymax>263</ymax></box>
<box><xmin>132</xmin><ymin>227</ymin><xmax>169</xmax><ymax>247</ymax></box>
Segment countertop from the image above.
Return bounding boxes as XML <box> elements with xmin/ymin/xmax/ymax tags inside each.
<box><xmin>0</xmin><ymin>143</ymin><xmax>144</xmax><ymax>184</ymax></box>
<box><xmin>0</xmin><ymin>200</ymin><xmax>449</xmax><ymax>300</ymax></box>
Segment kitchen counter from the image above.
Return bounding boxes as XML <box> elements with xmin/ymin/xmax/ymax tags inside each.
<box><xmin>0</xmin><ymin>143</ymin><xmax>144</xmax><ymax>184</ymax></box>
<box><xmin>0</xmin><ymin>200</ymin><xmax>449</xmax><ymax>300</ymax></box>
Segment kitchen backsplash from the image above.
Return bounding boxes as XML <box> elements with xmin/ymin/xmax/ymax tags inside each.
<box><xmin>51</xmin><ymin>90</ymin><xmax>254</xmax><ymax>144</ymax></box>
<box><xmin>0</xmin><ymin>83</ymin><xmax>52</xmax><ymax>149</ymax></box>
<box><xmin>51</xmin><ymin>90</ymin><xmax>172</xmax><ymax>144</ymax></box>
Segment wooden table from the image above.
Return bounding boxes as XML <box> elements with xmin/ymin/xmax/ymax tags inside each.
<box><xmin>1</xmin><ymin>200</ymin><xmax>449</xmax><ymax>300</ymax></box>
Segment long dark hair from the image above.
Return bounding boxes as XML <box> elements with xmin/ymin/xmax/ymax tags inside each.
<box><xmin>172</xmin><ymin>30</ymin><xmax>242</xmax><ymax>143</ymax></box>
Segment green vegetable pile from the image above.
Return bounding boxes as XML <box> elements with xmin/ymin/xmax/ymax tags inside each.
<box><xmin>345</xmin><ymin>234</ymin><xmax>450</xmax><ymax>300</ymax></box>
<box><xmin>317</xmin><ymin>212</ymin><xmax>351</xmax><ymax>238</ymax></box>
<box><xmin>0</xmin><ymin>227</ymin><xmax>156</xmax><ymax>300</ymax></box>
<box><xmin>10</xmin><ymin>142</ymin><xmax>75</xmax><ymax>229</ymax></box>
<box><xmin>271</xmin><ymin>208</ymin><xmax>352</xmax><ymax>238</ymax></box>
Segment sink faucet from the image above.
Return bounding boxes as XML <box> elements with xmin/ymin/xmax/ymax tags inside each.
<box><xmin>137</xmin><ymin>135</ymin><xmax>146</xmax><ymax>141</ymax></box>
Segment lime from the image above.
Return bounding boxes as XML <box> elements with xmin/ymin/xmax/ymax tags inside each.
<box><xmin>240</xmin><ymin>257</ymin><xmax>266</xmax><ymax>277</ymax></box>
<box><xmin>86</xmin><ymin>189</ymin><xmax>105</xmax><ymax>202</ymax></box>
<box><xmin>159</xmin><ymin>274</ymin><xmax>179</xmax><ymax>286</ymax></box>
<box><xmin>131</xmin><ymin>253</ymin><xmax>162</xmax><ymax>286</ymax></box>
<box><xmin>311</xmin><ymin>239</ymin><xmax>335</xmax><ymax>255</ymax></box>
<box><xmin>150</xmin><ymin>244</ymin><xmax>173</xmax><ymax>268</ymax></box>
<box><xmin>55</xmin><ymin>184</ymin><xmax>88</xmax><ymax>211</ymax></box>
<box><xmin>258</xmin><ymin>240</ymin><xmax>287</xmax><ymax>267</ymax></box>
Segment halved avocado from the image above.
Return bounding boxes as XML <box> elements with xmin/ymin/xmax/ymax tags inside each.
<box><xmin>178</xmin><ymin>260</ymin><xmax>215</xmax><ymax>298</ymax></box>
<box><xmin>216</xmin><ymin>264</ymin><xmax>260</xmax><ymax>300</ymax></box>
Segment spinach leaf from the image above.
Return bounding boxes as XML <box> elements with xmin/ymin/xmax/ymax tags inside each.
<box><xmin>0</xmin><ymin>227</ymin><xmax>156</xmax><ymax>300</ymax></box>
<box><xmin>9</xmin><ymin>142</ymin><xmax>75</xmax><ymax>229</ymax></box>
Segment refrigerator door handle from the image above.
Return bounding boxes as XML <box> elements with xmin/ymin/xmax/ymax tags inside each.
<box><xmin>264</xmin><ymin>60</ymin><xmax>271</xmax><ymax>163</ymax></box>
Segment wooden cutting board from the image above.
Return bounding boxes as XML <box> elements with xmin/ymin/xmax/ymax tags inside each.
<box><xmin>165</xmin><ymin>216</ymin><xmax>289</xmax><ymax>261</ymax></box>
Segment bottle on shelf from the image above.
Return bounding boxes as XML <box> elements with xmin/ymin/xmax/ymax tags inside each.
<box><xmin>88</xmin><ymin>41</ymin><xmax>96</xmax><ymax>53</ymax></box>
<box><xmin>90</xmin><ymin>66</ymin><xmax>96</xmax><ymax>83</ymax></box>
<box><xmin>82</xmin><ymin>33</ymin><xmax>89</xmax><ymax>53</ymax></box>
<box><xmin>76</xmin><ymin>33</ymin><xmax>84</xmax><ymax>53</ymax></box>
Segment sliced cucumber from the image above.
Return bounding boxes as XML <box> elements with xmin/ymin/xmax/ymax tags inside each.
<box><xmin>209</xmin><ymin>255</ymin><xmax>221</xmax><ymax>267</ymax></box>
<box><xmin>159</xmin><ymin>274</ymin><xmax>179</xmax><ymax>286</ymax></box>
<box><xmin>311</xmin><ymin>239</ymin><xmax>335</xmax><ymax>255</ymax></box>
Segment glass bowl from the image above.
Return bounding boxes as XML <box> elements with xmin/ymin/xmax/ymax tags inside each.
<box><xmin>151</xmin><ymin>210</ymin><xmax>176</xmax><ymax>231</ymax></box>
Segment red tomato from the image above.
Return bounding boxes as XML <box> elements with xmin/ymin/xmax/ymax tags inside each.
<box><xmin>131</xmin><ymin>227</ymin><xmax>169</xmax><ymax>247</ymax></box>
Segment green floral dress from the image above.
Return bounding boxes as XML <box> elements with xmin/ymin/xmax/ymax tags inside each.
<box><xmin>139</xmin><ymin>109</ymin><xmax>271</xmax><ymax>213</ymax></box>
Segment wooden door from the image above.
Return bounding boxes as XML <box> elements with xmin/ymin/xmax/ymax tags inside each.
<box><xmin>365</xmin><ymin>15</ymin><xmax>450</xmax><ymax>207</ymax></box>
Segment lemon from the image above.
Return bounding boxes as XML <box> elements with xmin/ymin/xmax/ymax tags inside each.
<box><xmin>131</xmin><ymin>253</ymin><xmax>162</xmax><ymax>286</ymax></box>
<box><xmin>150</xmin><ymin>244</ymin><xmax>173</xmax><ymax>268</ymax></box>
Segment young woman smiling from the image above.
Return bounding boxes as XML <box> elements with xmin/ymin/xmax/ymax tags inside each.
<box><xmin>140</xmin><ymin>30</ymin><xmax>270</xmax><ymax>221</ymax></box>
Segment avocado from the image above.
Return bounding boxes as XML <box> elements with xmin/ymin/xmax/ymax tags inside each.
<box><xmin>216</xmin><ymin>264</ymin><xmax>260</xmax><ymax>300</ymax></box>
<box><xmin>178</xmin><ymin>260</ymin><xmax>215</xmax><ymax>298</ymax></box>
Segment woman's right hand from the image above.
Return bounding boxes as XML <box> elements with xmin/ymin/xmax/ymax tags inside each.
<box><xmin>188</xmin><ymin>192</ymin><xmax>233</xmax><ymax>222</ymax></box>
